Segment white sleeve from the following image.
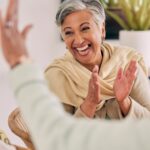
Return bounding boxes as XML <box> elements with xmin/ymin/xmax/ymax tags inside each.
<box><xmin>9</xmin><ymin>63</ymin><xmax>150</xmax><ymax>150</ymax></box>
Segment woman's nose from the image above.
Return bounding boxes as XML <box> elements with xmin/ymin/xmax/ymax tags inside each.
<box><xmin>73</xmin><ymin>33</ymin><xmax>84</xmax><ymax>46</ymax></box>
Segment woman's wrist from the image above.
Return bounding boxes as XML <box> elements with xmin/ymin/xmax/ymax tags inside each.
<box><xmin>11</xmin><ymin>55</ymin><xmax>31</xmax><ymax>69</ymax></box>
<box><xmin>80</xmin><ymin>100</ymin><xmax>97</xmax><ymax>118</ymax></box>
<box><xmin>118</xmin><ymin>97</ymin><xmax>131</xmax><ymax>116</ymax></box>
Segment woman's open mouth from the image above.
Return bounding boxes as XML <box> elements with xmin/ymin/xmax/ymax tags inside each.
<box><xmin>76</xmin><ymin>44</ymin><xmax>91</xmax><ymax>56</ymax></box>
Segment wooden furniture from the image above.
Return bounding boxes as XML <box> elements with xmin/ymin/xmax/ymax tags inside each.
<box><xmin>8</xmin><ymin>108</ymin><xmax>35</xmax><ymax>150</ymax></box>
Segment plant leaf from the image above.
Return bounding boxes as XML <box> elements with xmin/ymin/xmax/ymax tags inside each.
<box><xmin>120</xmin><ymin>0</ymin><xmax>137</xmax><ymax>30</ymax></box>
<box><xmin>106</xmin><ymin>9</ymin><xmax>129</xmax><ymax>30</ymax></box>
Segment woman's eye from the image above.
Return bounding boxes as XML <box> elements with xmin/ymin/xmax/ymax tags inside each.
<box><xmin>65</xmin><ymin>31</ymin><xmax>73</xmax><ymax>35</ymax></box>
<box><xmin>82</xmin><ymin>27</ymin><xmax>90</xmax><ymax>31</ymax></box>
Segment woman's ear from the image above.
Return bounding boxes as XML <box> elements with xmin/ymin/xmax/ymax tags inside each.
<box><xmin>60</xmin><ymin>31</ymin><xmax>64</xmax><ymax>41</ymax></box>
<box><xmin>60</xmin><ymin>28</ymin><xmax>64</xmax><ymax>41</ymax></box>
<box><xmin>101</xmin><ymin>22</ymin><xmax>106</xmax><ymax>40</ymax></box>
<box><xmin>61</xmin><ymin>35</ymin><xmax>64</xmax><ymax>41</ymax></box>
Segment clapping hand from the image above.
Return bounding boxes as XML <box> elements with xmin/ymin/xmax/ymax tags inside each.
<box><xmin>0</xmin><ymin>0</ymin><xmax>32</xmax><ymax>68</ymax></box>
<box><xmin>81</xmin><ymin>65</ymin><xmax>101</xmax><ymax>118</ymax></box>
<box><xmin>113</xmin><ymin>60</ymin><xmax>137</xmax><ymax>115</ymax></box>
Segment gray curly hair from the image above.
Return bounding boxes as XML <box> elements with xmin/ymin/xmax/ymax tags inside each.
<box><xmin>56</xmin><ymin>0</ymin><xmax>106</xmax><ymax>26</ymax></box>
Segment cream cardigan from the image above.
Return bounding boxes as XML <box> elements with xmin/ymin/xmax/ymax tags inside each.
<box><xmin>45</xmin><ymin>42</ymin><xmax>150</xmax><ymax>119</ymax></box>
<box><xmin>10</xmin><ymin>62</ymin><xmax>150</xmax><ymax>150</ymax></box>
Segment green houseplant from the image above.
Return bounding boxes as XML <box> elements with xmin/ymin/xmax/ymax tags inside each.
<box><xmin>100</xmin><ymin>0</ymin><xmax>150</xmax><ymax>71</ymax></box>
<box><xmin>100</xmin><ymin>0</ymin><xmax>150</xmax><ymax>30</ymax></box>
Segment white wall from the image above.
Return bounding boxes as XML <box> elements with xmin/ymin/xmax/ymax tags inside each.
<box><xmin>0</xmin><ymin>0</ymin><xmax>65</xmax><ymax>146</ymax></box>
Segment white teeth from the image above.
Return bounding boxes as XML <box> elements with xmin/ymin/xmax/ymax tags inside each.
<box><xmin>76</xmin><ymin>45</ymin><xmax>88</xmax><ymax>51</ymax></box>
<box><xmin>78</xmin><ymin>49</ymin><xmax>89</xmax><ymax>55</ymax></box>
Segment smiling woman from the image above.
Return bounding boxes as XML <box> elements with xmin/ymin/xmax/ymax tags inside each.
<box><xmin>45</xmin><ymin>0</ymin><xmax>150</xmax><ymax>120</ymax></box>
<box><xmin>61</xmin><ymin>10</ymin><xmax>105</xmax><ymax>70</ymax></box>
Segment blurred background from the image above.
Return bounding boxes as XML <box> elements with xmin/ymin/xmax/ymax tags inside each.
<box><xmin>0</xmin><ymin>0</ymin><xmax>150</xmax><ymax>147</ymax></box>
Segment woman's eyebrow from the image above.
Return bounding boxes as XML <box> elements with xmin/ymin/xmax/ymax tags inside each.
<box><xmin>80</xmin><ymin>22</ymin><xmax>90</xmax><ymax>27</ymax></box>
<box><xmin>63</xmin><ymin>27</ymin><xmax>72</xmax><ymax>32</ymax></box>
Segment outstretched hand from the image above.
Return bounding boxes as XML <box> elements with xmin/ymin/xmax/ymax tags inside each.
<box><xmin>81</xmin><ymin>65</ymin><xmax>101</xmax><ymax>117</ymax></box>
<box><xmin>0</xmin><ymin>0</ymin><xmax>32</xmax><ymax>68</ymax></box>
<box><xmin>113</xmin><ymin>60</ymin><xmax>137</xmax><ymax>102</ymax></box>
<box><xmin>113</xmin><ymin>60</ymin><xmax>137</xmax><ymax>115</ymax></box>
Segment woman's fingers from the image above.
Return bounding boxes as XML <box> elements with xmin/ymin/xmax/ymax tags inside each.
<box><xmin>116</xmin><ymin>67</ymin><xmax>123</xmax><ymax>80</ymax></box>
<box><xmin>92</xmin><ymin>66</ymin><xmax>99</xmax><ymax>88</ymax></box>
<box><xmin>21</xmin><ymin>24</ymin><xmax>33</xmax><ymax>40</ymax></box>
<box><xmin>91</xmin><ymin>66</ymin><xmax>101</xmax><ymax>102</ymax></box>
<box><xmin>0</xmin><ymin>10</ymin><xmax>3</xmax><ymax>28</ymax></box>
<box><xmin>126</xmin><ymin>60</ymin><xmax>137</xmax><ymax>76</ymax></box>
<box><xmin>5</xmin><ymin>0</ymin><xmax>18</xmax><ymax>29</ymax></box>
<box><xmin>125</xmin><ymin>60</ymin><xmax>137</xmax><ymax>84</ymax></box>
<box><xmin>92</xmin><ymin>65</ymin><xmax>99</xmax><ymax>74</ymax></box>
<box><xmin>130</xmin><ymin>61</ymin><xmax>137</xmax><ymax>76</ymax></box>
<box><xmin>0</xmin><ymin>11</ymin><xmax>10</xmax><ymax>43</ymax></box>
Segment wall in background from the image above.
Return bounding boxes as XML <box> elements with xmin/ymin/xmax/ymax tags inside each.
<box><xmin>0</xmin><ymin>0</ymin><xmax>65</xmax><ymax>146</ymax></box>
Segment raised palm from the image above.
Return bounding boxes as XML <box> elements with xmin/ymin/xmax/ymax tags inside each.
<box><xmin>86</xmin><ymin>65</ymin><xmax>101</xmax><ymax>105</ymax></box>
<box><xmin>114</xmin><ymin>60</ymin><xmax>137</xmax><ymax>102</ymax></box>
<box><xmin>0</xmin><ymin>0</ymin><xmax>32</xmax><ymax>68</ymax></box>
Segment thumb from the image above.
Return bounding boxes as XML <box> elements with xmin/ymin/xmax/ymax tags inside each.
<box><xmin>21</xmin><ymin>24</ymin><xmax>33</xmax><ymax>40</ymax></box>
<box><xmin>92</xmin><ymin>65</ymin><xmax>99</xmax><ymax>74</ymax></box>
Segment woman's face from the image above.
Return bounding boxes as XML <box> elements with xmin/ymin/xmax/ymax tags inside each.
<box><xmin>61</xmin><ymin>10</ymin><xmax>105</xmax><ymax>68</ymax></box>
